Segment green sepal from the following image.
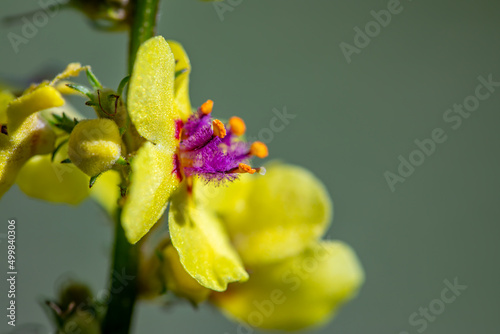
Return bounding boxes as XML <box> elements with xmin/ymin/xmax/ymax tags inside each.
<box><xmin>116</xmin><ymin>156</ymin><xmax>129</xmax><ymax>166</ymax></box>
<box><xmin>175</xmin><ymin>68</ymin><xmax>187</xmax><ymax>79</ymax></box>
<box><xmin>51</xmin><ymin>113</ymin><xmax>79</xmax><ymax>134</ymax></box>
<box><xmin>86</xmin><ymin>68</ymin><xmax>103</xmax><ymax>90</ymax></box>
<box><xmin>89</xmin><ymin>173</ymin><xmax>102</xmax><ymax>188</ymax></box>
<box><xmin>65</xmin><ymin>83</ymin><xmax>93</xmax><ymax>98</ymax></box>
<box><xmin>117</xmin><ymin>75</ymin><xmax>130</xmax><ymax>96</ymax></box>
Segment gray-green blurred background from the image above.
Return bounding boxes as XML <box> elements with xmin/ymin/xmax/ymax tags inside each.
<box><xmin>1</xmin><ymin>0</ymin><xmax>499</xmax><ymax>333</ymax></box>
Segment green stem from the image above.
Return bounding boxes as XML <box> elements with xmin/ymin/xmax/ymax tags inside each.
<box><xmin>101</xmin><ymin>209</ymin><xmax>139</xmax><ymax>334</ymax></box>
<box><xmin>101</xmin><ymin>1</ymin><xmax>160</xmax><ymax>333</ymax></box>
<box><xmin>128</xmin><ymin>0</ymin><xmax>161</xmax><ymax>73</ymax></box>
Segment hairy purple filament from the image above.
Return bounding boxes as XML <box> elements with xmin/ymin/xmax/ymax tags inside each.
<box><xmin>175</xmin><ymin>109</ymin><xmax>251</xmax><ymax>184</ymax></box>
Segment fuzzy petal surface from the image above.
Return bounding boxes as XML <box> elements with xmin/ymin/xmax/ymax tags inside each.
<box><xmin>168</xmin><ymin>40</ymin><xmax>192</xmax><ymax>121</ymax></box>
<box><xmin>169</xmin><ymin>185</ymin><xmax>248</xmax><ymax>291</ymax></box>
<box><xmin>122</xmin><ymin>142</ymin><xmax>179</xmax><ymax>244</ymax></box>
<box><xmin>123</xmin><ymin>36</ymin><xmax>182</xmax><ymax>243</ymax></box>
<box><xmin>0</xmin><ymin>90</ymin><xmax>14</xmax><ymax>124</ymax></box>
<box><xmin>7</xmin><ymin>86</ymin><xmax>64</xmax><ymax>130</ymax></box>
<box><xmin>128</xmin><ymin>36</ymin><xmax>177</xmax><ymax>145</ymax></box>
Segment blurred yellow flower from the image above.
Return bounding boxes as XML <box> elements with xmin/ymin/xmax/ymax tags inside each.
<box><xmin>151</xmin><ymin>163</ymin><xmax>364</xmax><ymax>330</ymax></box>
<box><xmin>0</xmin><ymin>64</ymin><xmax>121</xmax><ymax>210</ymax></box>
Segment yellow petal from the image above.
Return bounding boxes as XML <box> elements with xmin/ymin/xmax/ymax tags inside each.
<box><xmin>90</xmin><ymin>170</ymin><xmax>121</xmax><ymax>215</ymax></box>
<box><xmin>212</xmin><ymin>241</ymin><xmax>364</xmax><ymax>331</ymax></box>
<box><xmin>0</xmin><ymin>90</ymin><xmax>14</xmax><ymax>124</ymax></box>
<box><xmin>162</xmin><ymin>242</ymin><xmax>211</xmax><ymax>303</ymax></box>
<box><xmin>122</xmin><ymin>142</ymin><xmax>179</xmax><ymax>244</ymax></box>
<box><xmin>0</xmin><ymin>114</ymin><xmax>56</xmax><ymax>198</ymax></box>
<box><xmin>16</xmin><ymin>154</ymin><xmax>89</xmax><ymax>205</ymax></box>
<box><xmin>7</xmin><ymin>85</ymin><xmax>64</xmax><ymax>130</ymax></box>
<box><xmin>50</xmin><ymin>63</ymin><xmax>88</xmax><ymax>85</ymax></box>
<box><xmin>197</xmin><ymin>163</ymin><xmax>333</xmax><ymax>266</ymax></box>
<box><xmin>168</xmin><ymin>40</ymin><xmax>192</xmax><ymax>121</ymax></box>
<box><xmin>169</xmin><ymin>185</ymin><xmax>248</xmax><ymax>292</ymax></box>
<box><xmin>54</xmin><ymin>81</ymin><xmax>82</xmax><ymax>95</ymax></box>
<box><xmin>128</xmin><ymin>36</ymin><xmax>178</xmax><ymax>145</ymax></box>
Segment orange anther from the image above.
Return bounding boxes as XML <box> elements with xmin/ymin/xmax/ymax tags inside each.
<box><xmin>212</xmin><ymin>119</ymin><xmax>227</xmax><ymax>138</ymax></box>
<box><xmin>250</xmin><ymin>141</ymin><xmax>269</xmax><ymax>158</ymax></box>
<box><xmin>238</xmin><ymin>163</ymin><xmax>256</xmax><ymax>174</ymax></box>
<box><xmin>200</xmin><ymin>99</ymin><xmax>214</xmax><ymax>114</ymax></box>
<box><xmin>229</xmin><ymin>116</ymin><xmax>246</xmax><ymax>136</ymax></box>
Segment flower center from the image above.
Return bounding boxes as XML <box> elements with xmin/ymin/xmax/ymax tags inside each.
<box><xmin>174</xmin><ymin>100</ymin><xmax>267</xmax><ymax>184</ymax></box>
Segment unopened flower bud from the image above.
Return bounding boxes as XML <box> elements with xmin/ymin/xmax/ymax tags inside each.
<box><xmin>58</xmin><ymin>282</ymin><xmax>93</xmax><ymax>311</ymax></box>
<box><xmin>58</xmin><ymin>311</ymin><xmax>101</xmax><ymax>334</ymax></box>
<box><xmin>139</xmin><ymin>240</ymin><xmax>210</xmax><ymax>304</ymax></box>
<box><xmin>68</xmin><ymin>119</ymin><xmax>122</xmax><ymax>176</ymax></box>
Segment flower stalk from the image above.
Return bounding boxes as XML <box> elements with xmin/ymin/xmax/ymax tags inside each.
<box><xmin>101</xmin><ymin>0</ymin><xmax>160</xmax><ymax>332</ymax></box>
<box><xmin>101</xmin><ymin>209</ymin><xmax>139</xmax><ymax>333</ymax></box>
<box><xmin>128</xmin><ymin>0</ymin><xmax>161</xmax><ymax>74</ymax></box>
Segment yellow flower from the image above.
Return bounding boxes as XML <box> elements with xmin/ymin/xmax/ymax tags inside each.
<box><xmin>0</xmin><ymin>86</ymin><xmax>62</xmax><ymax>197</ymax></box>
<box><xmin>122</xmin><ymin>36</ymin><xmax>270</xmax><ymax>292</ymax></box>
<box><xmin>0</xmin><ymin>65</ymin><xmax>121</xmax><ymax>211</ymax></box>
<box><xmin>153</xmin><ymin>163</ymin><xmax>364</xmax><ymax>330</ymax></box>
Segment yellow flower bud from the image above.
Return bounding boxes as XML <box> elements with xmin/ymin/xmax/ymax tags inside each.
<box><xmin>68</xmin><ymin>119</ymin><xmax>122</xmax><ymax>176</ymax></box>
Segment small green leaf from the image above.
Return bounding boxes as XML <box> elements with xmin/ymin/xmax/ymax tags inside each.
<box><xmin>51</xmin><ymin>113</ymin><xmax>79</xmax><ymax>134</ymax></box>
<box><xmin>66</xmin><ymin>83</ymin><xmax>93</xmax><ymax>98</ymax></box>
<box><xmin>89</xmin><ymin>173</ymin><xmax>102</xmax><ymax>188</ymax></box>
<box><xmin>86</xmin><ymin>68</ymin><xmax>103</xmax><ymax>90</ymax></box>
